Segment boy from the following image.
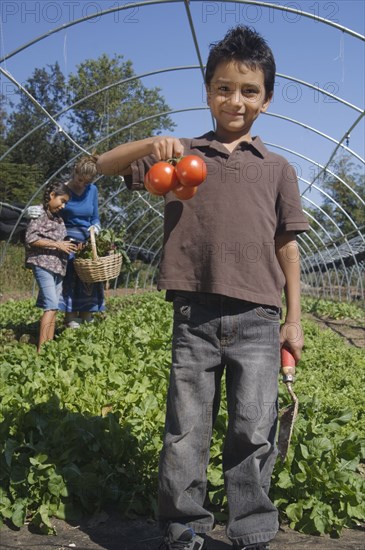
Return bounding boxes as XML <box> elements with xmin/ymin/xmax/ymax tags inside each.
<box><xmin>97</xmin><ymin>25</ymin><xmax>309</xmax><ymax>550</ymax></box>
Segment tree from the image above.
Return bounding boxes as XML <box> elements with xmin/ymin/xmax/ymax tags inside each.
<box><xmin>307</xmin><ymin>153</ymin><xmax>365</xmax><ymax>242</ymax></box>
<box><xmin>0</xmin><ymin>94</ymin><xmax>6</xmax><ymax>143</ymax></box>
<box><xmin>67</xmin><ymin>54</ymin><xmax>175</xmax><ymax>246</ymax></box>
<box><xmin>0</xmin><ymin>95</ymin><xmax>41</xmax><ymax>206</ymax></box>
<box><xmin>5</xmin><ymin>63</ymin><xmax>73</xmax><ymax>179</ymax></box>
<box><xmin>68</xmin><ymin>54</ymin><xmax>175</xmax><ymax>152</ymax></box>
<box><xmin>3</xmin><ymin>55</ymin><xmax>175</xmax><ymax>209</ymax></box>
<box><xmin>0</xmin><ymin>161</ymin><xmax>42</xmax><ymax>206</ymax></box>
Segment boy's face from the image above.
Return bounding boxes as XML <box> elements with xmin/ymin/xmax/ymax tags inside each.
<box><xmin>206</xmin><ymin>61</ymin><xmax>272</xmax><ymax>141</ymax></box>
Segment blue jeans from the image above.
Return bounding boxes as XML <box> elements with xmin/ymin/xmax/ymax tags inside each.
<box><xmin>32</xmin><ymin>265</ymin><xmax>63</xmax><ymax>310</ymax></box>
<box><xmin>158</xmin><ymin>292</ymin><xmax>280</xmax><ymax>547</ymax></box>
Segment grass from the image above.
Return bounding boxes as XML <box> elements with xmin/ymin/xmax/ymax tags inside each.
<box><xmin>0</xmin><ymin>243</ymin><xmax>34</xmax><ymax>296</ymax></box>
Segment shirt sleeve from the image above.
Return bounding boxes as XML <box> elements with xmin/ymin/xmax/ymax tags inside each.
<box><xmin>90</xmin><ymin>185</ymin><xmax>101</xmax><ymax>227</ymax></box>
<box><xmin>25</xmin><ymin>216</ymin><xmax>44</xmax><ymax>244</ymax></box>
<box><xmin>276</xmin><ymin>162</ymin><xmax>310</xmax><ymax>234</ymax></box>
<box><xmin>124</xmin><ymin>156</ymin><xmax>156</xmax><ymax>191</ymax></box>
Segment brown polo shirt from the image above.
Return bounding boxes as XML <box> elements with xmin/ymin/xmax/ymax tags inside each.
<box><xmin>126</xmin><ymin>132</ymin><xmax>309</xmax><ymax>307</ymax></box>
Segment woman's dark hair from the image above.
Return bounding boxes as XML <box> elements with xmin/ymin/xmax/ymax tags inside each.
<box><xmin>205</xmin><ymin>25</ymin><xmax>276</xmax><ymax>98</ymax></box>
<box><xmin>43</xmin><ymin>181</ymin><xmax>70</xmax><ymax>213</ymax></box>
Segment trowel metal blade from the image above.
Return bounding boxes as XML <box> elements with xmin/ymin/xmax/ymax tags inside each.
<box><xmin>278</xmin><ymin>403</ymin><xmax>297</xmax><ymax>461</ymax></box>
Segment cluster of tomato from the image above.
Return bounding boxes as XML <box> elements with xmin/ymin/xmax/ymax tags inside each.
<box><xmin>144</xmin><ymin>155</ymin><xmax>207</xmax><ymax>200</ymax></box>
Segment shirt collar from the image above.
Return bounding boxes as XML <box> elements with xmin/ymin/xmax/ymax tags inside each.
<box><xmin>191</xmin><ymin>132</ymin><xmax>268</xmax><ymax>158</ymax></box>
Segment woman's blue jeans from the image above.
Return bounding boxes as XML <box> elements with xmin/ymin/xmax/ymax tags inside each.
<box><xmin>158</xmin><ymin>291</ymin><xmax>280</xmax><ymax>547</ymax></box>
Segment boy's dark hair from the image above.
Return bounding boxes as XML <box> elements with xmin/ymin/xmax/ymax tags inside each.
<box><xmin>43</xmin><ymin>181</ymin><xmax>70</xmax><ymax>212</ymax></box>
<box><xmin>205</xmin><ymin>25</ymin><xmax>276</xmax><ymax>98</ymax></box>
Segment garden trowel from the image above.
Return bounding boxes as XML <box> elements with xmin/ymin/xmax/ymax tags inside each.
<box><xmin>278</xmin><ymin>347</ymin><xmax>298</xmax><ymax>461</ymax></box>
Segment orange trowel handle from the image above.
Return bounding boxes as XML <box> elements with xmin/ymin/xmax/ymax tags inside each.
<box><xmin>281</xmin><ymin>347</ymin><xmax>296</xmax><ymax>383</ymax></box>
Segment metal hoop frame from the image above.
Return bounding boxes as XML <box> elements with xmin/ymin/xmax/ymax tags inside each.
<box><xmin>1</xmin><ymin>0</ymin><xmax>364</xmax><ymax>301</ymax></box>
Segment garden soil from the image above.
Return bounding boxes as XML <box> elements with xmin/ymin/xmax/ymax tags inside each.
<box><xmin>1</xmin><ymin>291</ymin><xmax>364</xmax><ymax>549</ymax></box>
<box><xmin>0</xmin><ymin>513</ymin><xmax>364</xmax><ymax>550</ymax></box>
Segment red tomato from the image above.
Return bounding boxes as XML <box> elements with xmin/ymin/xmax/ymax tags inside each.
<box><xmin>144</xmin><ymin>162</ymin><xmax>179</xmax><ymax>196</ymax></box>
<box><xmin>175</xmin><ymin>155</ymin><xmax>207</xmax><ymax>187</ymax></box>
<box><xmin>172</xmin><ymin>184</ymin><xmax>198</xmax><ymax>200</ymax></box>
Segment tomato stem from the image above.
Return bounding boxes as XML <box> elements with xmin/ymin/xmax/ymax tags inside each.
<box><xmin>168</xmin><ymin>157</ymin><xmax>182</xmax><ymax>166</ymax></box>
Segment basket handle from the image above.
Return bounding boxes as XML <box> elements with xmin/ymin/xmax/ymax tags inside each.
<box><xmin>89</xmin><ymin>226</ymin><xmax>98</xmax><ymax>260</ymax></box>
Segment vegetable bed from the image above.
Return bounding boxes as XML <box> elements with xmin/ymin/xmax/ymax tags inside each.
<box><xmin>0</xmin><ymin>293</ymin><xmax>364</xmax><ymax>536</ymax></box>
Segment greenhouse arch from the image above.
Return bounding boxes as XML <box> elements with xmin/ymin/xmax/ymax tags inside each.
<box><xmin>1</xmin><ymin>0</ymin><xmax>364</xmax><ymax>301</ymax></box>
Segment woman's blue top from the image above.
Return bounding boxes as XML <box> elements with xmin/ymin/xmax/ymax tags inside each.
<box><xmin>61</xmin><ymin>184</ymin><xmax>100</xmax><ymax>242</ymax></box>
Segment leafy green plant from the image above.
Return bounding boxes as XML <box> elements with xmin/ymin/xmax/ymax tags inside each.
<box><xmin>0</xmin><ymin>298</ymin><xmax>39</xmax><ymax>327</ymax></box>
<box><xmin>0</xmin><ymin>293</ymin><xmax>170</xmax><ymax>532</ymax></box>
<box><xmin>0</xmin><ymin>293</ymin><xmax>364</xmax><ymax>536</ymax></box>
<box><xmin>271</xmin><ymin>398</ymin><xmax>365</xmax><ymax>536</ymax></box>
<box><xmin>302</xmin><ymin>296</ymin><xmax>364</xmax><ymax>320</ymax></box>
<box><xmin>297</xmin><ymin>319</ymin><xmax>365</xmax><ymax>436</ymax></box>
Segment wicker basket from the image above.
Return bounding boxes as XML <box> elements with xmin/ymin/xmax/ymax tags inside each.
<box><xmin>73</xmin><ymin>226</ymin><xmax>123</xmax><ymax>283</ymax></box>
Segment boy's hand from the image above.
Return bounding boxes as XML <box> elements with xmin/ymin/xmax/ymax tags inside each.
<box><xmin>150</xmin><ymin>137</ymin><xmax>184</xmax><ymax>161</ymax></box>
<box><xmin>280</xmin><ymin>321</ymin><xmax>304</xmax><ymax>363</ymax></box>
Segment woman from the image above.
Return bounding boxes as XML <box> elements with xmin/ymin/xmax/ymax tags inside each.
<box><xmin>59</xmin><ymin>156</ymin><xmax>105</xmax><ymax>328</ymax></box>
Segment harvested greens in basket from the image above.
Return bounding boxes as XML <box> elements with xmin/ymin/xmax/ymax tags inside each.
<box><xmin>73</xmin><ymin>228</ymin><xmax>131</xmax><ymax>283</ymax></box>
<box><xmin>77</xmin><ymin>228</ymin><xmax>130</xmax><ymax>266</ymax></box>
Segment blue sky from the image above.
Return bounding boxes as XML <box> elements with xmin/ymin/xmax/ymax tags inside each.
<box><xmin>1</xmin><ymin>0</ymin><xmax>364</xmax><ymax>202</ymax></box>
